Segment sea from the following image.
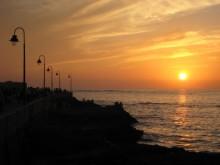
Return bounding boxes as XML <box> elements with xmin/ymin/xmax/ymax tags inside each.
<box><xmin>74</xmin><ymin>89</ymin><xmax>220</xmax><ymax>153</ymax></box>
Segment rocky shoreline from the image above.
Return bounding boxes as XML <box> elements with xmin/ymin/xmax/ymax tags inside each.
<box><xmin>23</xmin><ymin>97</ymin><xmax>220</xmax><ymax>165</ymax></box>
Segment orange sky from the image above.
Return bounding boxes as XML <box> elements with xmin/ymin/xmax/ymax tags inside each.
<box><xmin>0</xmin><ymin>0</ymin><xmax>220</xmax><ymax>89</ymax></box>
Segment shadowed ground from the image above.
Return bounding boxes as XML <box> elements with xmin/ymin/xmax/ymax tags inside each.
<box><xmin>22</xmin><ymin>97</ymin><xmax>220</xmax><ymax>165</ymax></box>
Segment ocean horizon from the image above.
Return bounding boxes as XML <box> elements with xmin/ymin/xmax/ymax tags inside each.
<box><xmin>74</xmin><ymin>89</ymin><xmax>220</xmax><ymax>153</ymax></box>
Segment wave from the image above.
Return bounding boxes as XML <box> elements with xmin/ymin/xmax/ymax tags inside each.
<box><xmin>128</xmin><ymin>102</ymin><xmax>178</xmax><ymax>106</ymax></box>
<box><xmin>127</xmin><ymin>102</ymin><xmax>220</xmax><ymax>108</ymax></box>
<box><xmin>94</xmin><ymin>100</ymin><xmax>220</xmax><ymax>109</ymax></box>
<box><xmin>129</xmin><ymin>102</ymin><xmax>173</xmax><ymax>106</ymax></box>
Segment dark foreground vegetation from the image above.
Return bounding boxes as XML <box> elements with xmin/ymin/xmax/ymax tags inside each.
<box><xmin>20</xmin><ymin>96</ymin><xmax>220</xmax><ymax>165</ymax></box>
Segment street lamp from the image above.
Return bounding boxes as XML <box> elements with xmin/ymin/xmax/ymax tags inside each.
<box><xmin>37</xmin><ymin>55</ymin><xmax>46</xmax><ymax>89</ymax></box>
<box><xmin>55</xmin><ymin>71</ymin><xmax>61</xmax><ymax>89</ymax></box>
<box><xmin>67</xmin><ymin>74</ymin><xmax>73</xmax><ymax>94</ymax></box>
<box><xmin>9</xmin><ymin>27</ymin><xmax>26</xmax><ymax>104</ymax></box>
<box><xmin>47</xmin><ymin>66</ymin><xmax>53</xmax><ymax>90</ymax></box>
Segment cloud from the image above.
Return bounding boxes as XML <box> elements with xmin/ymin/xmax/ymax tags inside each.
<box><xmin>51</xmin><ymin>54</ymin><xmax>121</xmax><ymax>66</ymax></box>
<box><xmin>53</xmin><ymin>1</ymin><xmax>220</xmax><ymax>54</ymax></box>
<box><xmin>147</xmin><ymin>32</ymin><xmax>209</xmax><ymax>50</ymax></box>
<box><xmin>1</xmin><ymin>0</ymin><xmax>220</xmax><ymax>65</ymax></box>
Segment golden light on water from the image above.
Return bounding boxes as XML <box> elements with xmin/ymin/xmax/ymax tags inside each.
<box><xmin>173</xmin><ymin>92</ymin><xmax>194</xmax><ymax>149</ymax></box>
<box><xmin>174</xmin><ymin>92</ymin><xmax>188</xmax><ymax>127</ymax></box>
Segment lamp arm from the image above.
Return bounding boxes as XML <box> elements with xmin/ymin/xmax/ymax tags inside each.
<box><xmin>14</xmin><ymin>27</ymin><xmax>25</xmax><ymax>43</ymax></box>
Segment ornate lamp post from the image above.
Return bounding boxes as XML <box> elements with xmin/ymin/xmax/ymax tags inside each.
<box><xmin>37</xmin><ymin>55</ymin><xmax>46</xmax><ymax>89</ymax></box>
<box><xmin>9</xmin><ymin>27</ymin><xmax>26</xmax><ymax>104</ymax></box>
<box><xmin>67</xmin><ymin>74</ymin><xmax>73</xmax><ymax>94</ymax></box>
<box><xmin>47</xmin><ymin>66</ymin><xmax>54</xmax><ymax>90</ymax></box>
<box><xmin>55</xmin><ymin>71</ymin><xmax>61</xmax><ymax>89</ymax></box>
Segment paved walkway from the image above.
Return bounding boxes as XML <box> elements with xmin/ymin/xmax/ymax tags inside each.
<box><xmin>0</xmin><ymin>103</ymin><xmax>23</xmax><ymax>117</ymax></box>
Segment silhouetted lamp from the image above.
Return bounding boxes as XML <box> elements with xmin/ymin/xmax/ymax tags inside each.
<box><xmin>9</xmin><ymin>27</ymin><xmax>26</xmax><ymax>104</ymax></box>
<box><xmin>47</xmin><ymin>66</ymin><xmax>54</xmax><ymax>90</ymax></box>
<box><xmin>55</xmin><ymin>71</ymin><xmax>61</xmax><ymax>89</ymax></box>
<box><xmin>37</xmin><ymin>58</ymin><xmax>42</xmax><ymax>64</ymax></box>
<box><xmin>10</xmin><ymin>34</ymin><xmax>19</xmax><ymax>45</ymax></box>
<box><xmin>37</xmin><ymin>55</ymin><xmax>46</xmax><ymax>88</ymax></box>
<box><xmin>67</xmin><ymin>74</ymin><xmax>73</xmax><ymax>94</ymax></box>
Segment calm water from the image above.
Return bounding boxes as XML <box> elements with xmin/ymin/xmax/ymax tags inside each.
<box><xmin>74</xmin><ymin>89</ymin><xmax>220</xmax><ymax>153</ymax></box>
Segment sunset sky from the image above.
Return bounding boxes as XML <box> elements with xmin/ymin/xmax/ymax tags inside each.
<box><xmin>0</xmin><ymin>0</ymin><xmax>220</xmax><ymax>89</ymax></box>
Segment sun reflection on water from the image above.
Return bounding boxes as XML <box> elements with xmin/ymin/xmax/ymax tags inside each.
<box><xmin>179</xmin><ymin>94</ymin><xmax>186</xmax><ymax>105</ymax></box>
<box><xmin>172</xmin><ymin>91</ymin><xmax>195</xmax><ymax>149</ymax></box>
<box><xmin>174</xmin><ymin>91</ymin><xmax>188</xmax><ymax>127</ymax></box>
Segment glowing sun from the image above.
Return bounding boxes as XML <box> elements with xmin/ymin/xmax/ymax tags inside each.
<box><xmin>178</xmin><ymin>72</ymin><xmax>188</xmax><ymax>81</ymax></box>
